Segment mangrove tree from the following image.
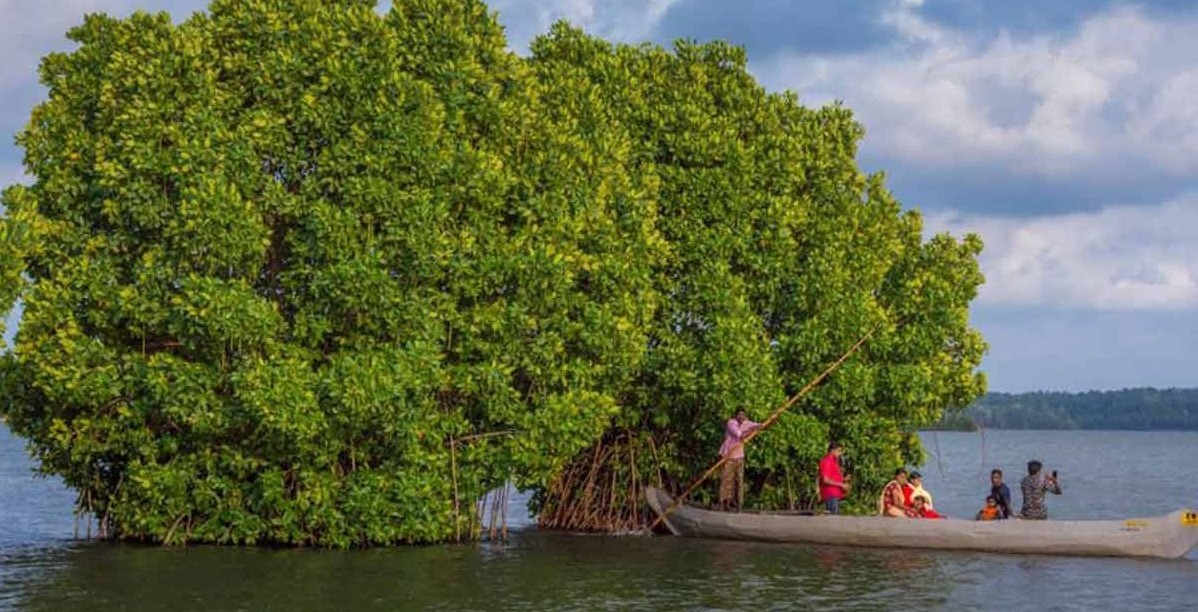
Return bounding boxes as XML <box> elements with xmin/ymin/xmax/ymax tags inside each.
<box><xmin>0</xmin><ymin>0</ymin><xmax>987</xmax><ymax>544</ymax></box>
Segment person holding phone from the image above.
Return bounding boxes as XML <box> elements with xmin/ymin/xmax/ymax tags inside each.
<box><xmin>1019</xmin><ymin>460</ymin><xmax>1062</xmax><ymax>520</ymax></box>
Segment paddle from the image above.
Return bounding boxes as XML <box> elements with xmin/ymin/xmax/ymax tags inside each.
<box><xmin>647</xmin><ymin>322</ymin><xmax>883</xmax><ymax>531</ymax></box>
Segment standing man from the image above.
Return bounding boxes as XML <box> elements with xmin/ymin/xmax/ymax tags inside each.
<box><xmin>818</xmin><ymin>441</ymin><xmax>850</xmax><ymax>514</ymax></box>
<box><xmin>989</xmin><ymin>469</ymin><xmax>1013</xmax><ymax>519</ymax></box>
<box><xmin>1019</xmin><ymin>460</ymin><xmax>1062</xmax><ymax>520</ymax></box>
<box><xmin>718</xmin><ymin>408</ymin><xmax>760</xmax><ymax>511</ymax></box>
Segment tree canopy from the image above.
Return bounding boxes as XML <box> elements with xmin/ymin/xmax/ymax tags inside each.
<box><xmin>528</xmin><ymin>26</ymin><xmax>987</xmax><ymax>524</ymax></box>
<box><xmin>1</xmin><ymin>0</ymin><xmax>986</xmax><ymax>545</ymax></box>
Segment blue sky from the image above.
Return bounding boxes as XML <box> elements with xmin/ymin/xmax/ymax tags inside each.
<box><xmin>2</xmin><ymin>0</ymin><xmax>1196</xmax><ymax>391</ymax></box>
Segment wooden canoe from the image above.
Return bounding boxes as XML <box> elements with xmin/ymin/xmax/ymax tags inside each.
<box><xmin>645</xmin><ymin>487</ymin><xmax>1198</xmax><ymax>559</ymax></box>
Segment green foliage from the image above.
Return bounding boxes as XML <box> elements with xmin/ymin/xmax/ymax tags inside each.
<box><xmin>0</xmin><ymin>197</ymin><xmax>30</xmax><ymax>348</ymax></box>
<box><xmin>527</xmin><ymin>25</ymin><xmax>987</xmax><ymax>511</ymax></box>
<box><xmin>0</xmin><ymin>0</ymin><xmax>987</xmax><ymax>545</ymax></box>
<box><xmin>0</xmin><ymin>0</ymin><xmax>660</xmax><ymax>545</ymax></box>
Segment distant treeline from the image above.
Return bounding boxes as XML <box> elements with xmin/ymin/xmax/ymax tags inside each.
<box><xmin>934</xmin><ymin>388</ymin><xmax>1198</xmax><ymax>431</ymax></box>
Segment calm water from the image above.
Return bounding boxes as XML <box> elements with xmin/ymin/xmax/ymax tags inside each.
<box><xmin>2</xmin><ymin>424</ymin><xmax>1196</xmax><ymax>611</ymax></box>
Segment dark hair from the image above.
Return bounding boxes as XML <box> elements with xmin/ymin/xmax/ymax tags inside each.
<box><xmin>1027</xmin><ymin>460</ymin><xmax>1043</xmax><ymax>475</ymax></box>
<box><xmin>828</xmin><ymin>441</ymin><xmax>842</xmax><ymax>452</ymax></box>
<box><xmin>985</xmin><ymin>496</ymin><xmax>996</xmax><ymax>503</ymax></box>
<box><xmin>894</xmin><ymin>467</ymin><xmax>908</xmax><ymax>477</ymax></box>
<box><xmin>910</xmin><ymin>471</ymin><xmax>922</xmax><ymax>480</ymax></box>
<box><xmin>734</xmin><ymin>408</ymin><xmax>747</xmax><ymax>417</ymax></box>
<box><xmin>991</xmin><ymin>469</ymin><xmax>1003</xmax><ymax>477</ymax></box>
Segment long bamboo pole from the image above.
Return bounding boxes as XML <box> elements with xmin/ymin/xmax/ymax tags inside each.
<box><xmin>449</xmin><ymin>437</ymin><xmax>460</xmax><ymax>543</ymax></box>
<box><xmin>648</xmin><ymin>322</ymin><xmax>882</xmax><ymax>530</ymax></box>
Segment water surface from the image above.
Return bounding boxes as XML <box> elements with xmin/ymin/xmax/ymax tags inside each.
<box><xmin>2</xmin><ymin>425</ymin><xmax>1196</xmax><ymax>611</ymax></box>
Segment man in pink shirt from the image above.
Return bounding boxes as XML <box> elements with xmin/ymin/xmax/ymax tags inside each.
<box><xmin>818</xmin><ymin>441</ymin><xmax>850</xmax><ymax>514</ymax></box>
<box><xmin>719</xmin><ymin>408</ymin><xmax>760</xmax><ymax>511</ymax></box>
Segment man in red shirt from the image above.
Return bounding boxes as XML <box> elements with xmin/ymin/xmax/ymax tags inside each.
<box><xmin>818</xmin><ymin>441</ymin><xmax>850</xmax><ymax>514</ymax></box>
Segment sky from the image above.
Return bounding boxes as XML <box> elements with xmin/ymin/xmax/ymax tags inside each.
<box><xmin>1</xmin><ymin>0</ymin><xmax>1196</xmax><ymax>392</ymax></box>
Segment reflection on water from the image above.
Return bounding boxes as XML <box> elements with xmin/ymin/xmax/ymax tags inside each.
<box><xmin>4</xmin><ymin>532</ymin><xmax>1196</xmax><ymax>612</ymax></box>
<box><xmin>2</xmin><ymin>427</ymin><xmax>1197</xmax><ymax>611</ymax></box>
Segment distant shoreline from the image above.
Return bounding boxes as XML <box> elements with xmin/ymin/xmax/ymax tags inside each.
<box><xmin>933</xmin><ymin>387</ymin><xmax>1198</xmax><ymax>432</ymax></box>
<box><xmin>922</xmin><ymin>426</ymin><xmax>1198</xmax><ymax>432</ymax></box>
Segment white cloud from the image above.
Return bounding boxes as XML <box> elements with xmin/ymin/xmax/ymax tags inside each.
<box><xmin>489</xmin><ymin>0</ymin><xmax>681</xmax><ymax>52</ymax></box>
<box><xmin>929</xmin><ymin>195</ymin><xmax>1198</xmax><ymax>311</ymax></box>
<box><xmin>755</xmin><ymin>2</ymin><xmax>1198</xmax><ymax>178</ymax></box>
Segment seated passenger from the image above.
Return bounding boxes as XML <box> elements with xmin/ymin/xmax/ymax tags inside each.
<box><xmin>976</xmin><ymin>496</ymin><xmax>1001</xmax><ymax>521</ymax></box>
<box><xmin>909</xmin><ymin>471</ymin><xmax>934</xmax><ymax>510</ymax></box>
<box><xmin>878</xmin><ymin>468</ymin><xmax>911</xmax><ymax>517</ymax></box>
<box><xmin>910</xmin><ymin>495</ymin><xmax>943</xmax><ymax>519</ymax></box>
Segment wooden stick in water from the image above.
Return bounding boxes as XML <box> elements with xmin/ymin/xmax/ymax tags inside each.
<box><xmin>449</xmin><ymin>437</ymin><xmax>460</xmax><ymax>543</ymax></box>
<box><xmin>500</xmin><ymin>480</ymin><xmax>509</xmax><ymax>542</ymax></box>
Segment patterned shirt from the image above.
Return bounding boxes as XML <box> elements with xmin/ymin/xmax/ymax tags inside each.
<box><xmin>719</xmin><ymin>418</ymin><xmax>759</xmax><ymax>460</ymax></box>
<box><xmin>1019</xmin><ymin>474</ymin><xmax>1062</xmax><ymax>520</ymax></box>
<box><xmin>879</xmin><ymin>480</ymin><xmax>911</xmax><ymax>516</ymax></box>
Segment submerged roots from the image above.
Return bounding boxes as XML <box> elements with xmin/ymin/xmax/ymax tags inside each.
<box><xmin>537</xmin><ymin>432</ymin><xmax>668</xmax><ymax>533</ymax></box>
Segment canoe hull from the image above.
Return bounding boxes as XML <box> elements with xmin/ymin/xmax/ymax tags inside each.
<box><xmin>645</xmin><ymin>487</ymin><xmax>1198</xmax><ymax>559</ymax></box>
